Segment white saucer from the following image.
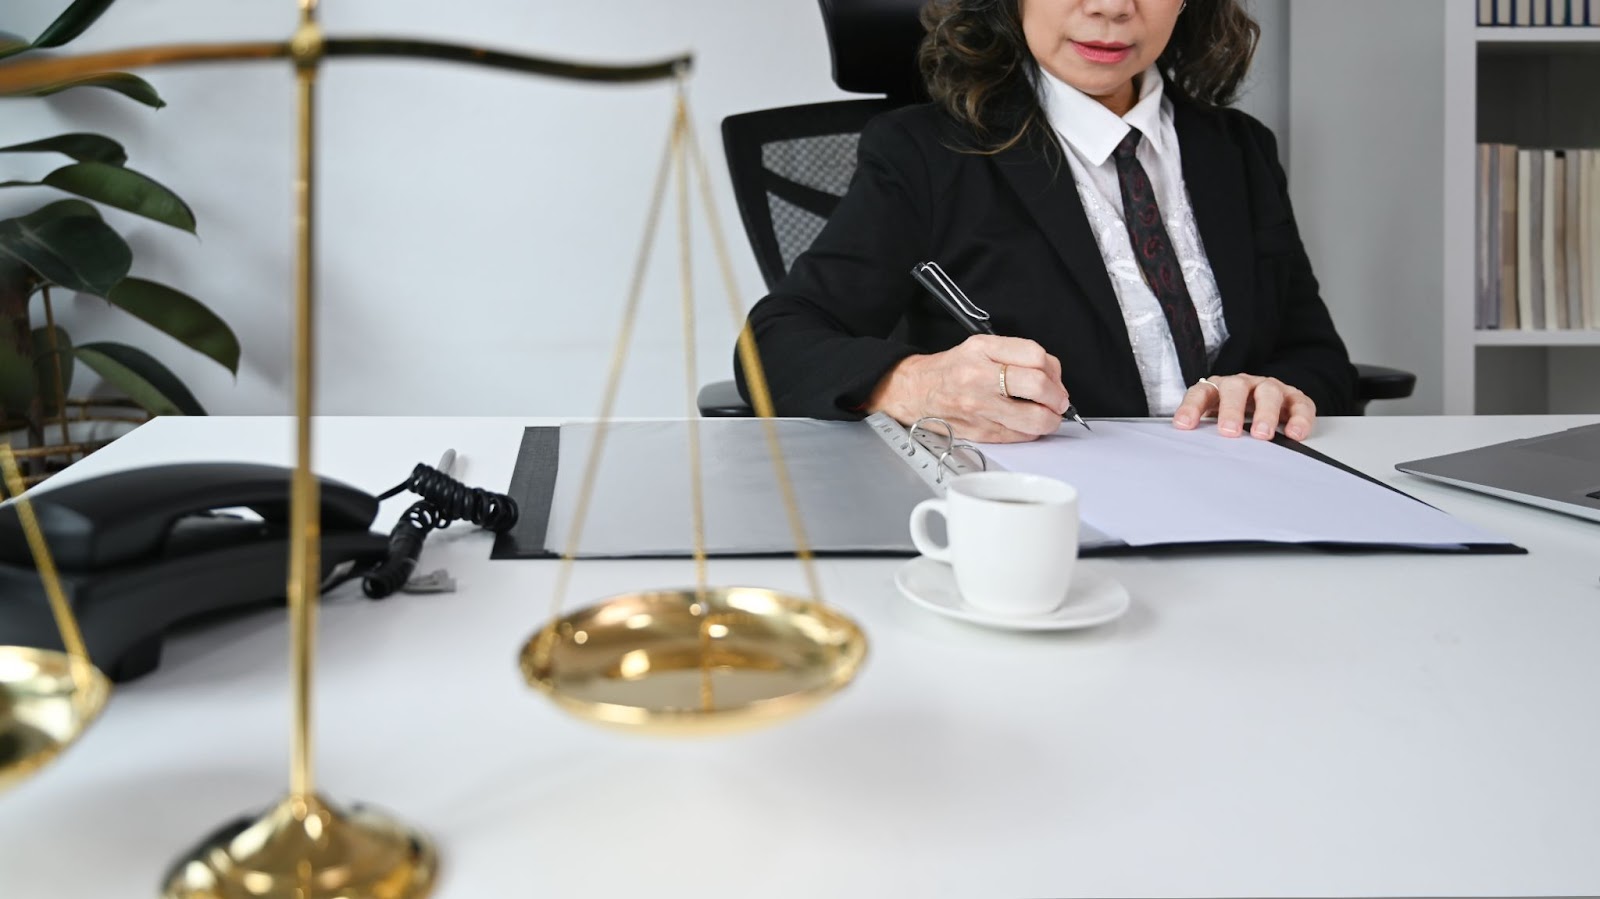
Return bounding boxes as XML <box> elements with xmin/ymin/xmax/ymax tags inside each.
<box><xmin>893</xmin><ymin>556</ymin><xmax>1131</xmax><ymax>631</ymax></box>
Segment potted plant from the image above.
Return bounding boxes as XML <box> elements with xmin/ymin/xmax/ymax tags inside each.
<box><xmin>1</xmin><ymin>0</ymin><xmax>239</xmax><ymax>483</ymax></box>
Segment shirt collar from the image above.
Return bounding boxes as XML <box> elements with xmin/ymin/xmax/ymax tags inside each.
<box><xmin>1035</xmin><ymin>63</ymin><xmax>1168</xmax><ymax>166</ymax></box>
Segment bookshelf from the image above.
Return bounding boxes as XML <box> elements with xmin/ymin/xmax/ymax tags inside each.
<box><xmin>1475</xmin><ymin>26</ymin><xmax>1600</xmax><ymax>42</ymax></box>
<box><xmin>1474</xmin><ymin>329</ymin><xmax>1600</xmax><ymax>346</ymax></box>
<box><xmin>1443</xmin><ymin>10</ymin><xmax>1600</xmax><ymax>413</ymax></box>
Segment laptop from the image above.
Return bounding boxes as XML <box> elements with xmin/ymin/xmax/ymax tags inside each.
<box><xmin>1396</xmin><ymin>424</ymin><xmax>1600</xmax><ymax>524</ymax></box>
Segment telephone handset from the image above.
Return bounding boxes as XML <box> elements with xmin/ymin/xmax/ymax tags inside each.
<box><xmin>0</xmin><ymin>460</ymin><xmax>516</xmax><ymax>682</ymax></box>
<box><xmin>0</xmin><ymin>463</ymin><xmax>381</xmax><ymax>570</ymax></box>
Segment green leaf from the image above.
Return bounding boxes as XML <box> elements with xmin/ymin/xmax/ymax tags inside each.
<box><xmin>31</xmin><ymin>324</ymin><xmax>74</xmax><ymax>416</ymax></box>
<box><xmin>13</xmin><ymin>73</ymin><xmax>166</xmax><ymax>108</ymax></box>
<box><xmin>0</xmin><ymin>161</ymin><xmax>197</xmax><ymax>232</ymax></box>
<box><xmin>31</xmin><ymin>0</ymin><xmax>118</xmax><ymax>50</ymax></box>
<box><xmin>0</xmin><ymin>133</ymin><xmax>127</xmax><ymax>166</ymax></box>
<box><xmin>107</xmin><ymin>278</ymin><xmax>238</xmax><ymax>373</ymax></box>
<box><xmin>0</xmin><ymin>199</ymin><xmax>132</xmax><ymax>296</ymax></box>
<box><xmin>24</xmin><ymin>162</ymin><xmax>195</xmax><ymax>233</ymax></box>
<box><xmin>0</xmin><ymin>31</ymin><xmax>28</xmax><ymax>61</ymax></box>
<box><xmin>75</xmin><ymin>341</ymin><xmax>204</xmax><ymax>416</ymax></box>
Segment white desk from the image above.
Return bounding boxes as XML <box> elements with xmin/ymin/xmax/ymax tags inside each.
<box><xmin>2</xmin><ymin>415</ymin><xmax>1598</xmax><ymax>898</ymax></box>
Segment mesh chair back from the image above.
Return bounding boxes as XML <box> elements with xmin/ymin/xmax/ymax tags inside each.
<box><xmin>722</xmin><ymin>99</ymin><xmax>900</xmax><ymax>290</ymax></box>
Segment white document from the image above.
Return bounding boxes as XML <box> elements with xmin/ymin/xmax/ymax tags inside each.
<box><xmin>980</xmin><ymin>422</ymin><xmax>1512</xmax><ymax>549</ymax></box>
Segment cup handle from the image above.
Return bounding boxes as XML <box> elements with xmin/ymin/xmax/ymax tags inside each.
<box><xmin>908</xmin><ymin>499</ymin><xmax>952</xmax><ymax>563</ymax></box>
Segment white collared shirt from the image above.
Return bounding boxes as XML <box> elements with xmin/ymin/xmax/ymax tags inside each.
<box><xmin>1034</xmin><ymin>65</ymin><xmax>1228</xmax><ymax>416</ymax></box>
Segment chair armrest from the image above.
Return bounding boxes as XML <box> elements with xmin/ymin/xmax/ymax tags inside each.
<box><xmin>1354</xmin><ymin>363</ymin><xmax>1416</xmax><ymax>403</ymax></box>
<box><xmin>697</xmin><ymin>380</ymin><xmax>754</xmax><ymax>417</ymax></box>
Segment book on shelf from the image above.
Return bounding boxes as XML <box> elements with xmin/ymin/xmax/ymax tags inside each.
<box><xmin>1565</xmin><ymin>151</ymin><xmax>1583</xmax><ymax>330</ymax></box>
<box><xmin>1477</xmin><ymin>144</ymin><xmax>1600</xmax><ymax>331</ymax></box>
<box><xmin>1580</xmin><ymin>151</ymin><xmax>1593</xmax><ymax>331</ymax></box>
<box><xmin>1499</xmin><ymin>145</ymin><xmax>1519</xmax><ymax>331</ymax></box>
<box><xmin>1542</xmin><ymin>150</ymin><xmax>1555</xmax><ymax>329</ymax></box>
<box><xmin>1526</xmin><ymin>150</ymin><xmax>1544</xmax><ymax>329</ymax></box>
<box><xmin>1477</xmin><ymin>145</ymin><xmax>1494</xmax><ymax>330</ymax></box>
<box><xmin>1479</xmin><ymin>0</ymin><xmax>1598</xmax><ymax>24</ymax></box>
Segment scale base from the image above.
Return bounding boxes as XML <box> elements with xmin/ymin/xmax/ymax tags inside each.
<box><xmin>161</xmin><ymin>793</ymin><xmax>436</xmax><ymax>899</ymax></box>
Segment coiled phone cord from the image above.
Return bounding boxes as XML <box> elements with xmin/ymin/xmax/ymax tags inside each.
<box><xmin>360</xmin><ymin>459</ymin><xmax>518</xmax><ymax>599</ymax></box>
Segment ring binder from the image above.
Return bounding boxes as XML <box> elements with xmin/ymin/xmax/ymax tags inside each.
<box><xmin>867</xmin><ymin>412</ymin><xmax>988</xmax><ymax>492</ymax></box>
<box><xmin>914</xmin><ymin>417</ymin><xmax>990</xmax><ymax>485</ymax></box>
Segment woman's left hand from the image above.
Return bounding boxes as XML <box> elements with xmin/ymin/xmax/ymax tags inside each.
<box><xmin>1172</xmin><ymin>374</ymin><xmax>1317</xmax><ymax>441</ymax></box>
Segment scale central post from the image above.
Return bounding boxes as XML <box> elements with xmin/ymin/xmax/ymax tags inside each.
<box><xmin>162</xmin><ymin>3</ymin><xmax>438</xmax><ymax>897</ymax></box>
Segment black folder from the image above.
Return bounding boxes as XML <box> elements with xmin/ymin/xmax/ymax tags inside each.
<box><xmin>491</xmin><ymin>417</ymin><xmax>1526</xmax><ymax>561</ymax></box>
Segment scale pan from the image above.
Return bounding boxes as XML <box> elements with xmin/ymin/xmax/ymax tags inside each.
<box><xmin>520</xmin><ymin>586</ymin><xmax>867</xmax><ymax>736</ymax></box>
<box><xmin>0</xmin><ymin>646</ymin><xmax>110</xmax><ymax>792</ymax></box>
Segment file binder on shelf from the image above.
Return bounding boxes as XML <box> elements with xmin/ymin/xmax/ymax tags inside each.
<box><xmin>489</xmin><ymin>415</ymin><xmax>1525</xmax><ymax>561</ymax></box>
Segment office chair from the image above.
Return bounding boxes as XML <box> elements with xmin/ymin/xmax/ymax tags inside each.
<box><xmin>697</xmin><ymin>0</ymin><xmax>1415</xmax><ymax>418</ymax></box>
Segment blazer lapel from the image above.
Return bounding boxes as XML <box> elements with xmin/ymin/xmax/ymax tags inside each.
<box><xmin>1173</xmin><ymin>100</ymin><xmax>1255</xmax><ymax>374</ymax></box>
<box><xmin>991</xmin><ymin>138</ymin><xmax>1137</xmax><ymax>368</ymax></box>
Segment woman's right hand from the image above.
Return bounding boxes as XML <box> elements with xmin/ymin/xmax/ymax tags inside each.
<box><xmin>865</xmin><ymin>335</ymin><xmax>1070</xmax><ymax>443</ymax></box>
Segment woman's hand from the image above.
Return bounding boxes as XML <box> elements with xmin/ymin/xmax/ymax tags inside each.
<box><xmin>867</xmin><ymin>335</ymin><xmax>1070</xmax><ymax>443</ymax></box>
<box><xmin>1172</xmin><ymin>373</ymin><xmax>1317</xmax><ymax>441</ymax></box>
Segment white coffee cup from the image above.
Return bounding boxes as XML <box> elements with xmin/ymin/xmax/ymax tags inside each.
<box><xmin>908</xmin><ymin>471</ymin><xmax>1079</xmax><ymax>617</ymax></box>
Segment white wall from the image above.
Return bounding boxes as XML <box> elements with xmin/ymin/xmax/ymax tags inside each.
<box><xmin>1237</xmin><ymin>0</ymin><xmax>1290</xmax><ymax>157</ymax></box>
<box><xmin>1288</xmin><ymin>0</ymin><xmax>1446</xmax><ymax>415</ymax></box>
<box><xmin>7</xmin><ymin>0</ymin><xmax>1291</xmax><ymax>419</ymax></box>
<box><xmin>8</xmin><ymin>0</ymin><xmax>857</xmax><ymax>418</ymax></box>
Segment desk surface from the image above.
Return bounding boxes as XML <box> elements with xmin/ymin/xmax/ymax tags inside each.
<box><xmin>3</xmin><ymin>415</ymin><xmax>1598</xmax><ymax>898</ymax></box>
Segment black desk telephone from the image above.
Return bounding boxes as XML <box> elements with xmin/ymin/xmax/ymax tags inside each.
<box><xmin>0</xmin><ymin>461</ymin><xmax>516</xmax><ymax>683</ymax></box>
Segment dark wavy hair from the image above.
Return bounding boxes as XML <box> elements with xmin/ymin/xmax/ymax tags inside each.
<box><xmin>918</xmin><ymin>0</ymin><xmax>1260</xmax><ymax>153</ymax></box>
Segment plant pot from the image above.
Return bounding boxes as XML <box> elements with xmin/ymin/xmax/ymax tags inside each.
<box><xmin>0</xmin><ymin>397</ymin><xmax>150</xmax><ymax>489</ymax></box>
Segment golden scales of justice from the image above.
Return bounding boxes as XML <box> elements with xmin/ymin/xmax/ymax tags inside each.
<box><xmin>0</xmin><ymin>1</ymin><xmax>868</xmax><ymax>895</ymax></box>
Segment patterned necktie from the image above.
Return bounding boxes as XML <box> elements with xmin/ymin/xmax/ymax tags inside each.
<box><xmin>1112</xmin><ymin>128</ymin><xmax>1208</xmax><ymax>388</ymax></box>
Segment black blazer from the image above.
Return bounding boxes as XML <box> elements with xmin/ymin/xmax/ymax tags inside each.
<box><xmin>735</xmin><ymin>98</ymin><xmax>1358</xmax><ymax>420</ymax></box>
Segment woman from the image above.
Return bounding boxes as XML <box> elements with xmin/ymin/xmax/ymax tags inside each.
<box><xmin>735</xmin><ymin>0</ymin><xmax>1357</xmax><ymax>443</ymax></box>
